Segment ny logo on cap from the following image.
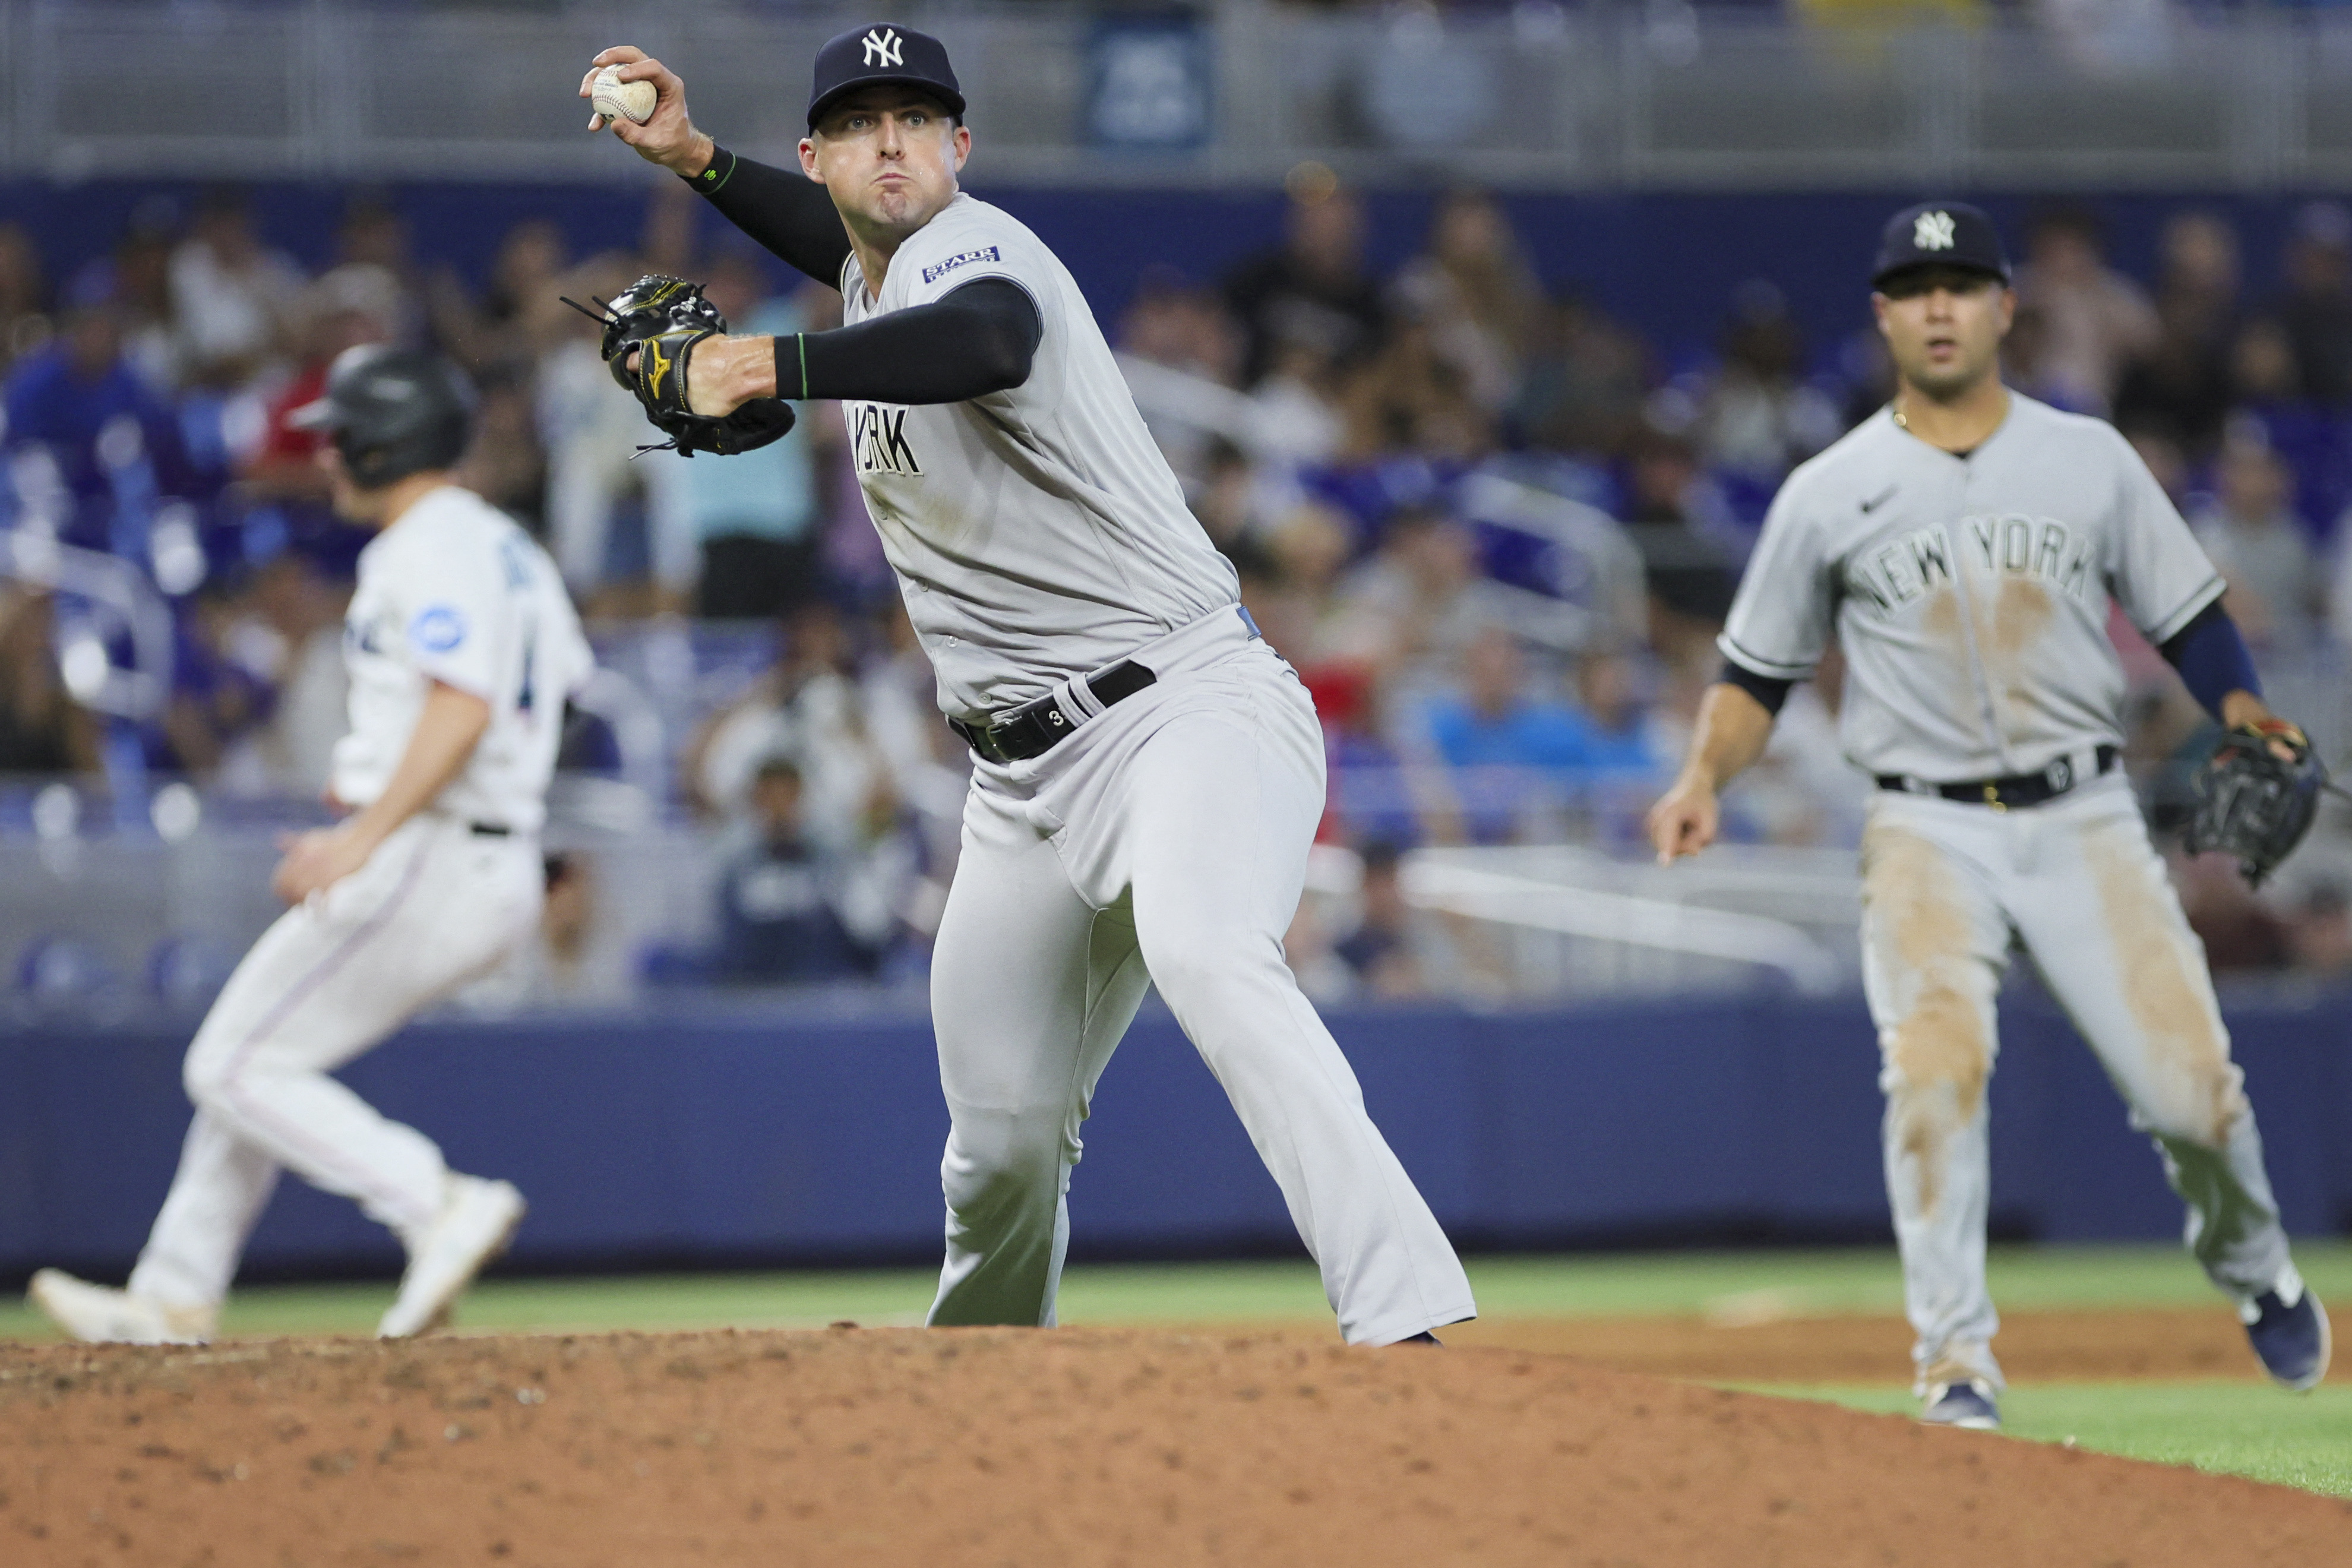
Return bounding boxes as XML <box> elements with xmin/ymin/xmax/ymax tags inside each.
<box><xmin>863</xmin><ymin>27</ymin><xmax>903</xmax><ymax>67</ymax></box>
<box><xmin>1914</xmin><ymin>211</ymin><xmax>1958</xmax><ymax>251</ymax></box>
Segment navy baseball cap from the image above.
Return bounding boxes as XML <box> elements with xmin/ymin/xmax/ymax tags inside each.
<box><xmin>1872</xmin><ymin>201</ymin><xmax>2011</xmax><ymax>289</ymax></box>
<box><xmin>808</xmin><ymin>23</ymin><xmax>965</xmax><ymax>130</ymax></box>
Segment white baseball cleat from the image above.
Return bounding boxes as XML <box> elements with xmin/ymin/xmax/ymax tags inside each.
<box><xmin>378</xmin><ymin>1175</ymin><xmax>526</xmax><ymax>1339</ymax></box>
<box><xmin>27</xmin><ymin>1269</ymin><xmax>215</xmax><ymax>1345</ymax></box>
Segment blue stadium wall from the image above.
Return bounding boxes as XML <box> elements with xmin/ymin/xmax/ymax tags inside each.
<box><xmin>5</xmin><ymin>988</ymin><xmax>2348</xmax><ymax>1285</ymax></box>
<box><xmin>4</xmin><ymin>179</ymin><xmax>2340</xmax><ymax>371</ymax></box>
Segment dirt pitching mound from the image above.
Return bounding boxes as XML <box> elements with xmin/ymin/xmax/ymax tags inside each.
<box><xmin>5</xmin><ymin>1327</ymin><xmax>2347</xmax><ymax>1567</ymax></box>
<box><xmin>1452</xmin><ymin>1305</ymin><xmax>2278</xmax><ymax>1382</ymax></box>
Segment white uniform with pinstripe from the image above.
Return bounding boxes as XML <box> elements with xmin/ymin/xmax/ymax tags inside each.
<box><xmin>1721</xmin><ymin>394</ymin><xmax>2298</xmax><ymax>1395</ymax></box>
<box><xmin>125</xmin><ymin>486</ymin><xmax>589</xmax><ymax>1312</ymax></box>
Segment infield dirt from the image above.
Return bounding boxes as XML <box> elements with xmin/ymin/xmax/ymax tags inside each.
<box><xmin>5</xmin><ymin>1322</ymin><xmax>2348</xmax><ymax>1567</ymax></box>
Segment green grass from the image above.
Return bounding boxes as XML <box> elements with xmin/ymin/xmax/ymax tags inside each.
<box><xmin>9</xmin><ymin>1244</ymin><xmax>2352</xmax><ymax>1499</ymax></box>
<box><xmin>1749</xmin><ymin>1382</ymin><xmax>2352</xmax><ymax>1498</ymax></box>
<box><xmin>8</xmin><ymin>1241</ymin><xmax>2352</xmax><ymax>1342</ymax></box>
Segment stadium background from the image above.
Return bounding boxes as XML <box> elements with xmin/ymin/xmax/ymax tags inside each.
<box><xmin>6</xmin><ymin>0</ymin><xmax>2352</xmax><ymax>1501</ymax></box>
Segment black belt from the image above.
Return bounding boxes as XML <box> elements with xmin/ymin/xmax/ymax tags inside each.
<box><xmin>469</xmin><ymin>822</ymin><xmax>511</xmax><ymax>837</ymax></box>
<box><xmin>950</xmin><ymin>660</ymin><xmax>1159</xmax><ymax>764</ymax></box>
<box><xmin>1875</xmin><ymin>745</ymin><xmax>2117</xmax><ymax>811</ymax></box>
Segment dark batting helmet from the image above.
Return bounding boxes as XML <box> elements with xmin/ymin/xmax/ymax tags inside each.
<box><xmin>289</xmin><ymin>344</ymin><xmax>475</xmax><ymax>489</ymax></box>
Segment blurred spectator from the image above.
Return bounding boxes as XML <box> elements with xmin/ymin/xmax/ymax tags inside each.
<box><xmin>2228</xmin><ymin>317</ymin><xmax>2303</xmax><ymax>410</ymax></box>
<box><xmin>1566</xmin><ymin>650</ymin><xmax>1658</xmax><ymax>780</ymax></box>
<box><xmin>1390</xmin><ymin>189</ymin><xmax>1541</xmax><ymax>415</ymax></box>
<box><xmin>2113</xmin><ymin>211</ymin><xmax>2242</xmax><ymax>459</ymax></box>
<box><xmin>2190</xmin><ymin>431</ymin><xmax>2322</xmax><ymax>666</ymax></box>
<box><xmin>1323</xmin><ymin>503</ymin><xmax>1498</xmax><ymax>678</ymax></box>
<box><xmin>459</xmin><ymin>367</ymin><xmax>549</xmax><ymax>530</ymax></box>
<box><xmin>2271</xmin><ymin>201</ymin><xmax>2352</xmax><ymax>407</ymax></box>
<box><xmin>168</xmin><ymin>189</ymin><xmax>303</xmax><ymax>390</ymax></box>
<box><xmin>241</xmin><ymin>264</ymin><xmax>404</xmax><ymax>505</ymax></box>
<box><xmin>647</xmin><ymin>258</ymin><xmax>827</xmax><ymax>619</ymax></box>
<box><xmin>1421</xmin><ymin>627</ymin><xmax>1586</xmax><ymax>841</ymax></box>
<box><xmin>1691</xmin><ymin>280</ymin><xmax>1841</xmax><ymax>480</ymax></box>
<box><xmin>1339</xmin><ymin>315</ymin><xmax>1491</xmax><ymax>461</ymax></box>
<box><xmin>2</xmin><ymin>299</ymin><xmax>198</xmax><ymax>552</ymax></box>
<box><xmin>0</xmin><ymin>222</ymin><xmax>49</xmax><ymax>378</ymax></box>
<box><xmin>1333</xmin><ymin>841</ymin><xmax>1433</xmax><ymax>998</ymax></box>
<box><xmin>1515</xmin><ymin>292</ymin><xmax>1652</xmax><ymax>457</ymax></box>
<box><xmin>2011</xmin><ymin>204</ymin><xmax>2157</xmax><ymax>415</ymax></box>
<box><xmin>538</xmin><ymin>252</ymin><xmax>659</xmax><ymax>604</ymax></box>
<box><xmin>435</xmin><ymin>217</ymin><xmax>568</xmax><ymax>380</ymax></box>
<box><xmin>1120</xmin><ymin>264</ymin><xmax>1245</xmax><ymax>387</ymax></box>
<box><xmin>687</xmin><ymin>604</ymin><xmax>933</xmax><ymax>868</ymax></box>
<box><xmin>1620</xmin><ymin>426</ymin><xmax>1739</xmax><ymax>674</ymax></box>
<box><xmin>2285</xmin><ymin>881</ymin><xmax>2352</xmax><ymax>977</ymax></box>
<box><xmin>1223</xmin><ymin>168</ymin><xmax>1386</xmax><ymax>387</ymax></box>
<box><xmin>65</xmin><ymin>204</ymin><xmax>185</xmax><ymax>395</ymax></box>
<box><xmin>0</xmin><ymin>587</ymin><xmax>99</xmax><ymax>776</ymax></box>
<box><xmin>711</xmin><ymin>756</ymin><xmax>887</xmax><ymax>984</ymax></box>
<box><xmin>205</xmin><ymin>552</ymin><xmax>350</xmax><ymax>797</ymax></box>
<box><xmin>1247</xmin><ymin>337</ymin><xmax>1346</xmax><ymax>465</ymax></box>
<box><xmin>156</xmin><ymin>578</ymin><xmax>273</xmax><ymax>779</ymax></box>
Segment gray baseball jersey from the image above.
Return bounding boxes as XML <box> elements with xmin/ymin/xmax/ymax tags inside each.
<box><xmin>840</xmin><ymin>194</ymin><xmax>1238</xmax><ymax>720</ymax></box>
<box><xmin>1719</xmin><ymin>394</ymin><xmax>2222</xmax><ymax>781</ymax></box>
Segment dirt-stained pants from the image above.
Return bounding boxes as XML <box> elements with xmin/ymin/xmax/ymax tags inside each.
<box><xmin>1858</xmin><ymin>773</ymin><xmax>2292</xmax><ymax>1393</ymax></box>
<box><xmin>924</xmin><ymin>611</ymin><xmax>1476</xmax><ymax>1346</ymax></box>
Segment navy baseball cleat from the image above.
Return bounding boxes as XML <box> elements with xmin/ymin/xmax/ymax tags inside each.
<box><xmin>1920</xmin><ymin>1379</ymin><xmax>2000</xmax><ymax>1430</ymax></box>
<box><xmin>2243</xmin><ymin>1269</ymin><xmax>2331</xmax><ymax>1391</ymax></box>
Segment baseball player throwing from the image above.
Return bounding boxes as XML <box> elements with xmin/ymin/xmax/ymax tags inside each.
<box><xmin>1648</xmin><ymin>203</ymin><xmax>2329</xmax><ymax>1427</ymax></box>
<box><xmin>29</xmin><ymin>346</ymin><xmax>592</xmax><ymax>1344</ymax></box>
<box><xmin>580</xmin><ymin>26</ymin><xmax>1474</xmax><ymax>1344</ymax></box>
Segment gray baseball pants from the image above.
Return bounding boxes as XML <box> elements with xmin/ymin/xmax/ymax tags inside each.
<box><xmin>924</xmin><ymin>609</ymin><xmax>1477</xmax><ymax>1346</ymax></box>
<box><xmin>1858</xmin><ymin>773</ymin><xmax>2294</xmax><ymax>1392</ymax></box>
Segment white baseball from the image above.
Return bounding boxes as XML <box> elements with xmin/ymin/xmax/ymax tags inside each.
<box><xmin>591</xmin><ymin>66</ymin><xmax>658</xmax><ymax>126</ymax></box>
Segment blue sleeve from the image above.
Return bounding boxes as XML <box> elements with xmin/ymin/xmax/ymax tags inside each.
<box><xmin>2157</xmin><ymin>600</ymin><xmax>2259</xmax><ymax>721</ymax></box>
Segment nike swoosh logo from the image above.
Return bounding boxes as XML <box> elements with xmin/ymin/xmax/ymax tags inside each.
<box><xmin>1860</xmin><ymin>486</ymin><xmax>1897</xmax><ymax>514</ymax></box>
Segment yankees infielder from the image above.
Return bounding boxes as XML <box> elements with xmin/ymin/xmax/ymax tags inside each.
<box><xmin>581</xmin><ymin>26</ymin><xmax>1474</xmax><ymax>1344</ymax></box>
<box><xmin>1648</xmin><ymin>203</ymin><xmax>2329</xmax><ymax>1428</ymax></box>
<box><xmin>29</xmin><ymin>346</ymin><xmax>592</xmax><ymax>1344</ymax></box>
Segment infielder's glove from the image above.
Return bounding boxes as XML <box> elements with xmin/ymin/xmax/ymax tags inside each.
<box><xmin>562</xmin><ymin>274</ymin><xmax>796</xmax><ymax>459</ymax></box>
<box><xmin>2184</xmin><ymin>719</ymin><xmax>2327</xmax><ymax>887</ymax></box>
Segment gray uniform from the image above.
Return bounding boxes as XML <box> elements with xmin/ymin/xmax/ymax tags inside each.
<box><xmin>1724</xmin><ymin>395</ymin><xmax>2299</xmax><ymax>1394</ymax></box>
<box><xmin>842</xmin><ymin>194</ymin><xmax>1238</xmax><ymax>720</ymax></box>
<box><xmin>845</xmin><ymin>194</ymin><xmax>1475</xmax><ymax>1346</ymax></box>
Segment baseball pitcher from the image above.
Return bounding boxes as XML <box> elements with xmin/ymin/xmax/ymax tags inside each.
<box><xmin>1648</xmin><ymin>203</ymin><xmax>2329</xmax><ymax>1427</ymax></box>
<box><xmin>579</xmin><ymin>25</ymin><xmax>1475</xmax><ymax>1345</ymax></box>
<box><xmin>30</xmin><ymin>346</ymin><xmax>593</xmax><ymax>1343</ymax></box>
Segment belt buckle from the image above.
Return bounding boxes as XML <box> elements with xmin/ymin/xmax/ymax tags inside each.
<box><xmin>1983</xmin><ymin>782</ymin><xmax>2007</xmax><ymax>814</ymax></box>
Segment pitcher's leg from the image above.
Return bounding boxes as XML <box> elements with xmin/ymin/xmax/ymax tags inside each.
<box><xmin>927</xmin><ymin>811</ymin><xmax>1149</xmax><ymax>1328</ymax></box>
<box><xmin>2021</xmin><ymin>801</ymin><xmax>2291</xmax><ymax>1301</ymax></box>
<box><xmin>1860</xmin><ymin>805</ymin><xmax>2012</xmax><ymax>1390</ymax></box>
<box><xmin>124</xmin><ymin>1111</ymin><xmax>280</xmax><ymax>1311</ymax></box>
<box><xmin>1127</xmin><ymin>685</ymin><xmax>1474</xmax><ymax>1346</ymax></box>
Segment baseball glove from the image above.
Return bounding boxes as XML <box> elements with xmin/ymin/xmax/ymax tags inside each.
<box><xmin>2184</xmin><ymin>719</ymin><xmax>2327</xmax><ymax>887</ymax></box>
<box><xmin>561</xmin><ymin>275</ymin><xmax>796</xmax><ymax>459</ymax></box>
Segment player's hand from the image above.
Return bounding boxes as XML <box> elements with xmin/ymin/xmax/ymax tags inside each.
<box><xmin>580</xmin><ymin>47</ymin><xmax>710</xmax><ymax>176</ymax></box>
<box><xmin>622</xmin><ymin>332</ymin><xmax>763</xmax><ymax>418</ymax></box>
<box><xmin>1645</xmin><ymin>773</ymin><xmax>1721</xmax><ymax>867</ymax></box>
<box><xmin>271</xmin><ymin>824</ymin><xmax>378</xmax><ymax>906</ymax></box>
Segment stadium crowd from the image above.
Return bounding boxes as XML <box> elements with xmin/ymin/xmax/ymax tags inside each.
<box><xmin>7</xmin><ymin>178</ymin><xmax>2352</xmax><ymax>992</ymax></box>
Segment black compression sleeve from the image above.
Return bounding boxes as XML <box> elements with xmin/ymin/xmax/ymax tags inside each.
<box><xmin>1719</xmin><ymin>658</ymin><xmax>1795</xmax><ymax>716</ymax></box>
<box><xmin>778</xmin><ymin>278</ymin><xmax>1042</xmax><ymax>405</ymax></box>
<box><xmin>680</xmin><ymin>144</ymin><xmax>853</xmax><ymax>289</ymax></box>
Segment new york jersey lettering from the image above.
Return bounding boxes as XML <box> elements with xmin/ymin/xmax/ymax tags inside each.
<box><xmin>849</xmin><ymin>403</ymin><xmax>923</xmax><ymax>477</ymax></box>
